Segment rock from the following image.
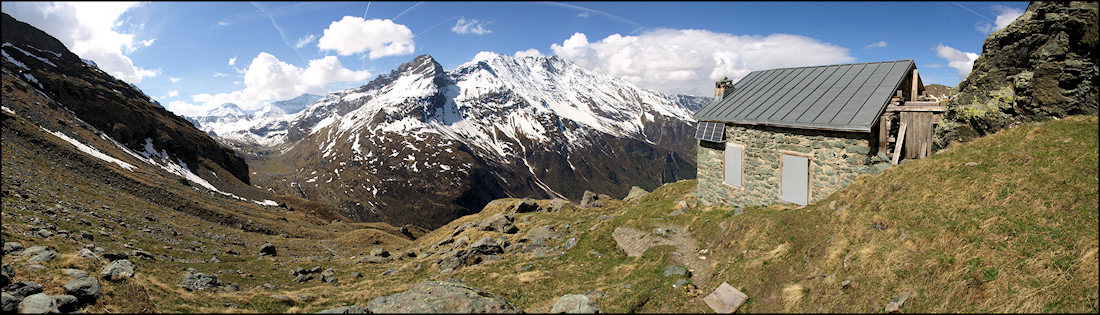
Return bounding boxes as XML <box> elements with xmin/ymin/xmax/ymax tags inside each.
<box><xmin>469</xmin><ymin>238</ymin><xmax>503</xmax><ymax>255</ymax></box>
<box><xmin>840</xmin><ymin>279</ymin><xmax>852</xmax><ymax>290</ymax></box>
<box><xmin>673</xmin><ymin>279</ymin><xmax>695</xmax><ymax>289</ymax></box>
<box><xmin>663</xmin><ymin>266</ymin><xmax>689</xmax><ymax>277</ymax></box>
<box><xmin>369</xmin><ymin>248</ymin><xmax>390</xmax><ymax>258</ymax></box>
<box><xmin>2</xmin><ymin>292</ymin><xmax>20</xmax><ymax>313</ymax></box>
<box><xmin>563</xmin><ymin>238</ymin><xmax>577</xmax><ymax>250</ymax></box>
<box><xmin>297</xmin><ymin>294</ymin><xmax>315</xmax><ymax>302</ymax></box>
<box><xmin>2</xmin><ymin>242</ymin><xmax>23</xmax><ymax>255</ymax></box>
<box><xmin>350</xmin><ymin>272</ymin><xmax>362</xmax><ymax>279</ymax></box>
<box><xmin>18</xmin><ymin>293</ymin><xmax>57</xmax><ymax>314</ymax></box>
<box><xmin>315</xmin><ymin>305</ymin><xmax>371</xmax><ymax>314</ymax></box>
<box><xmin>509</xmin><ymin>199</ymin><xmax>540</xmax><ymax>214</ymax></box>
<box><xmin>884</xmin><ymin>291</ymin><xmax>911</xmax><ymax>313</ymax></box>
<box><xmin>295</xmin><ymin>274</ymin><xmax>314</xmax><ymax>283</ymax></box>
<box><xmin>76</xmin><ymin>249</ymin><xmax>99</xmax><ymax>260</ymax></box>
<box><xmin>623</xmin><ymin>186</ymin><xmax>649</xmax><ymax>202</ymax></box>
<box><xmin>321</xmin><ymin>269</ymin><xmax>338</xmax><ymax>284</ymax></box>
<box><xmin>25</xmin><ymin>264</ymin><xmax>45</xmax><ymax>272</ymax></box>
<box><xmin>549</xmin><ymin>294</ymin><xmax>600</xmax><ymax>313</ymax></box>
<box><xmin>23</xmin><ymin>246</ymin><xmax>56</xmax><ymax>263</ymax></box>
<box><xmin>580</xmin><ymin>191</ymin><xmax>598</xmax><ymax>208</ymax></box>
<box><xmin>270</xmin><ymin>295</ymin><xmax>291</xmax><ymax>302</ymax></box>
<box><xmin>367</xmin><ymin>280</ymin><xmax>520</xmax><ymax>313</ymax></box>
<box><xmin>53</xmin><ymin>295</ymin><xmax>78</xmax><ymax>312</ymax></box>
<box><xmin>1</xmin><ymin>263</ymin><xmax>12</xmax><ymax>287</ymax></box>
<box><xmin>101</xmin><ymin>259</ymin><xmax>135</xmax><ymax>281</ymax></box>
<box><xmin>131</xmin><ymin>250</ymin><xmax>155</xmax><ymax>260</ymax></box>
<box><xmin>63</xmin><ymin>275</ymin><xmax>100</xmax><ymax>304</ymax></box>
<box><xmin>935</xmin><ymin>2</ymin><xmax>1099</xmax><ymax>150</ymax></box>
<box><xmin>547</xmin><ymin>199</ymin><xmax>570</xmax><ymax>212</ymax></box>
<box><xmin>36</xmin><ymin>229</ymin><xmax>53</xmax><ymax>238</ymax></box>
<box><xmin>703</xmin><ymin>282</ymin><xmax>748</xmax><ymax>314</ymax></box>
<box><xmin>3</xmin><ymin>281</ymin><xmax>43</xmax><ymax>298</ymax></box>
<box><xmin>524</xmin><ymin>225</ymin><xmax>558</xmax><ymax>245</ymax></box>
<box><xmin>178</xmin><ymin>270</ymin><xmax>224</xmax><ymax>291</ymax></box>
<box><xmin>102</xmin><ymin>252</ymin><xmax>128</xmax><ymax>261</ymax></box>
<box><xmin>669</xmin><ymin>209</ymin><xmax>685</xmax><ymax>216</ymax></box>
<box><xmin>259</xmin><ymin>243</ymin><xmax>277</xmax><ymax>256</ymax></box>
<box><xmin>479</xmin><ymin>214</ymin><xmax>518</xmax><ymax>234</ymax></box>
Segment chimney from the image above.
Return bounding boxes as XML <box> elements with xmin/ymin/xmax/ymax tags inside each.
<box><xmin>714</xmin><ymin>77</ymin><xmax>734</xmax><ymax>100</ymax></box>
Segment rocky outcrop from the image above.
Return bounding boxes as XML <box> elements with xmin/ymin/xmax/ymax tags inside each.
<box><xmin>935</xmin><ymin>2</ymin><xmax>1098</xmax><ymax>149</ymax></box>
<box><xmin>366</xmin><ymin>280</ymin><xmax>520</xmax><ymax>313</ymax></box>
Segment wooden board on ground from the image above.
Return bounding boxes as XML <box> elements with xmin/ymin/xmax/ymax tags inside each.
<box><xmin>892</xmin><ymin>123</ymin><xmax>907</xmax><ymax>165</ymax></box>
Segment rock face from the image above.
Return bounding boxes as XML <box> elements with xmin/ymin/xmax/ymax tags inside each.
<box><xmin>935</xmin><ymin>1</ymin><xmax>1098</xmax><ymax>149</ymax></box>
<box><xmin>315</xmin><ymin>305</ymin><xmax>371</xmax><ymax>314</ymax></box>
<box><xmin>366</xmin><ymin>280</ymin><xmax>520</xmax><ymax>313</ymax></box>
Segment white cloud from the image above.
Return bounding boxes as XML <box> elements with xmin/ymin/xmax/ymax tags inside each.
<box><xmin>934</xmin><ymin>44</ymin><xmax>979</xmax><ymax>79</ymax></box>
<box><xmin>168</xmin><ymin>52</ymin><xmax>370</xmax><ymax>116</ymax></box>
<box><xmin>167</xmin><ymin>90</ymin><xmax>178</xmax><ymax>97</ymax></box>
<box><xmin>213</xmin><ymin>72</ymin><xmax>229</xmax><ymax>78</ymax></box>
<box><xmin>228</xmin><ymin>56</ymin><xmax>237</xmax><ymax>66</ymax></box>
<box><xmin>217</xmin><ymin>21</ymin><xmax>230</xmax><ymax>26</ymax></box>
<box><xmin>550</xmin><ymin>29</ymin><xmax>854</xmax><ymax>96</ymax></box>
<box><xmin>470</xmin><ymin>51</ymin><xmax>499</xmax><ymax>63</ymax></box>
<box><xmin>317</xmin><ymin>16</ymin><xmax>414</xmax><ymax>59</ymax></box>
<box><xmin>576</xmin><ymin>12</ymin><xmax>591</xmax><ymax>18</ymax></box>
<box><xmin>514</xmin><ymin>48</ymin><xmax>543</xmax><ymax>59</ymax></box>
<box><xmin>451</xmin><ymin>17</ymin><xmax>491</xmax><ymax>35</ymax></box>
<box><xmin>295</xmin><ymin>34</ymin><xmax>316</xmax><ymax>48</ymax></box>
<box><xmin>169</xmin><ymin>76</ymin><xmax>181</xmax><ymax>83</ymax></box>
<box><xmin>922</xmin><ymin>63</ymin><xmax>944</xmax><ymax>69</ymax></box>
<box><xmin>864</xmin><ymin>41</ymin><xmax>888</xmax><ymax>49</ymax></box>
<box><xmin>2</xmin><ymin>2</ymin><xmax>158</xmax><ymax>83</ymax></box>
<box><xmin>976</xmin><ymin>5</ymin><xmax>1024</xmax><ymax>33</ymax></box>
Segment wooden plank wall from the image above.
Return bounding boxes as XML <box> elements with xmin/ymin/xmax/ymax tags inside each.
<box><xmin>902</xmin><ymin>111</ymin><xmax>933</xmax><ymax>159</ymax></box>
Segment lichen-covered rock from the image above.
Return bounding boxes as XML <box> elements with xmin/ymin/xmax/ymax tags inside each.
<box><xmin>623</xmin><ymin>186</ymin><xmax>649</xmax><ymax>202</ymax></box>
<box><xmin>18</xmin><ymin>293</ymin><xmax>58</xmax><ymax>314</ymax></box>
<box><xmin>366</xmin><ymin>280</ymin><xmax>520</xmax><ymax>313</ymax></box>
<box><xmin>936</xmin><ymin>2</ymin><xmax>1098</xmax><ymax>149</ymax></box>
<box><xmin>315</xmin><ymin>305</ymin><xmax>371</xmax><ymax>314</ymax></box>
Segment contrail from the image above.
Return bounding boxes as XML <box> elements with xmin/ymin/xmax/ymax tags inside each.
<box><xmin>951</xmin><ymin>2</ymin><xmax>992</xmax><ymax>22</ymax></box>
<box><xmin>392</xmin><ymin>2</ymin><xmax>422</xmax><ymax>21</ymax></box>
<box><xmin>542</xmin><ymin>2</ymin><xmax>646</xmax><ymax>33</ymax></box>
<box><xmin>363</xmin><ymin>2</ymin><xmax>371</xmax><ymax>18</ymax></box>
<box><xmin>414</xmin><ymin>16</ymin><xmax>461</xmax><ymax>38</ymax></box>
<box><xmin>251</xmin><ymin>2</ymin><xmax>307</xmax><ymax>63</ymax></box>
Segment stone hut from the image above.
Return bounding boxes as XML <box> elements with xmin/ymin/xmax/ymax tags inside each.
<box><xmin>693</xmin><ymin>60</ymin><xmax>942</xmax><ymax>206</ymax></box>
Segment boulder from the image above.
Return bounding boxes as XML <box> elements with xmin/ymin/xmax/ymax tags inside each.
<box><xmin>479</xmin><ymin>214</ymin><xmax>518</xmax><ymax>234</ymax></box>
<box><xmin>580</xmin><ymin>191</ymin><xmax>598</xmax><ymax>208</ymax></box>
<box><xmin>663</xmin><ymin>266</ymin><xmax>689</xmax><ymax>277</ymax></box>
<box><xmin>2</xmin><ymin>292</ymin><xmax>20</xmax><ymax>313</ymax></box>
<box><xmin>101</xmin><ymin>259</ymin><xmax>135</xmax><ymax>281</ymax></box>
<box><xmin>62</xmin><ymin>275</ymin><xmax>100</xmax><ymax>304</ymax></box>
<box><xmin>369</xmin><ymin>248</ymin><xmax>390</xmax><ymax>258</ymax></box>
<box><xmin>3</xmin><ymin>281</ymin><xmax>43</xmax><ymax>298</ymax></box>
<box><xmin>131</xmin><ymin>250</ymin><xmax>155</xmax><ymax>260</ymax></box>
<box><xmin>367</xmin><ymin>280</ymin><xmax>520</xmax><ymax>313</ymax></box>
<box><xmin>509</xmin><ymin>199</ymin><xmax>540</xmax><ymax>214</ymax></box>
<box><xmin>315</xmin><ymin>305</ymin><xmax>371</xmax><ymax>314</ymax></box>
<box><xmin>547</xmin><ymin>199</ymin><xmax>570</xmax><ymax>212</ymax></box>
<box><xmin>23</xmin><ymin>246</ymin><xmax>56</xmax><ymax>263</ymax></box>
<box><xmin>549</xmin><ymin>294</ymin><xmax>600</xmax><ymax>313</ymax></box>
<box><xmin>468</xmin><ymin>237</ymin><xmax>504</xmax><ymax>255</ymax></box>
<box><xmin>623</xmin><ymin>186</ymin><xmax>649</xmax><ymax>202</ymax></box>
<box><xmin>1</xmin><ymin>263</ymin><xmax>12</xmax><ymax>287</ymax></box>
<box><xmin>102</xmin><ymin>252</ymin><xmax>128</xmax><ymax>261</ymax></box>
<box><xmin>259</xmin><ymin>243</ymin><xmax>277</xmax><ymax>256</ymax></box>
<box><xmin>18</xmin><ymin>293</ymin><xmax>57</xmax><ymax>314</ymax></box>
<box><xmin>53</xmin><ymin>295</ymin><xmax>78</xmax><ymax>313</ymax></box>
<box><xmin>2</xmin><ymin>242</ymin><xmax>23</xmax><ymax>255</ymax></box>
<box><xmin>524</xmin><ymin>225</ymin><xmax>558</xmax><ymax>245</ymax></box>
<box><xmin>178</xmin><ymin>270</ymin><xmax>224</xmax><ymax>291</ymax></box>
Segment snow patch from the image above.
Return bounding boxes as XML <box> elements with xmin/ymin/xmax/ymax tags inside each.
<box><xmin>41</xmin><ymin>127</ymin><xmax>135</xmax><ymax>171</ymax></box>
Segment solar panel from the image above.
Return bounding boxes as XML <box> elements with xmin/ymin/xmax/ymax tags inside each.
<box><xmin>695</xmin><ymin>121</ymin><xmax>724</xmax><ymax>143</ymax></box>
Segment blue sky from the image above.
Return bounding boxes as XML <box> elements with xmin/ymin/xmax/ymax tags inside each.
<box><xmin>2</xmin><ymin>1</ymin><xmax>1028</xmax><ymax>116</ymax></box>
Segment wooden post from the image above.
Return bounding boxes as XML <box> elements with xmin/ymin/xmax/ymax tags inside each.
<box><xmin>892</xmin><ymin>123</ymin><xmax>907</xmax><ymax>165</ymax></box>
<box><xmin>910</xmin><ymin>69</ymin><xmax>919</xmax><ymax>101</ymax></box>
<box><xmin>878</xmin><ymin>114</ymin><xmax>891</xmax><ymax>155</ymax></box>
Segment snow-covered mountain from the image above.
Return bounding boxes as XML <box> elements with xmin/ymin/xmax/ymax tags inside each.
<box><xmin>186</xmin><ymin>94</ymin><xmax>321</xmax><ymax>145</ymax></box>
<box><xmin>229</xmin><ymin>53</ymin><xmax>700</xmax><ymax>228</ymax></box>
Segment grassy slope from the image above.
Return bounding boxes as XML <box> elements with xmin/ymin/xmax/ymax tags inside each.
<box><xmin>3</xmin><ymin>113</ymin><xmax>1094</xmax><ymax>313</ymax></box>
<box><xmin>381</xmin><ymin>115</ymin><xmax>1097</xmax><ymax>313</ymax></box>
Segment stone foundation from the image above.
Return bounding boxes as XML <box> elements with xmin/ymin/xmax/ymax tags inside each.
<box><xmin>696</xmin><ymin>124</ymin><xmax>889</xmax><ymax>207</ymax></box>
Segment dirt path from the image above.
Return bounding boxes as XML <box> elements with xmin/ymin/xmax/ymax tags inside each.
<box><xmin>611</xmin><ymin>225</ymin><xmax>712</xmax><ymax>285</ymax></box>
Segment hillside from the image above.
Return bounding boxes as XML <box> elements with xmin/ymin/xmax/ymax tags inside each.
<box><xmin>6</xmin><ymin>115</ymin><xmax>1092</xmax><ymax>313</ymax></box>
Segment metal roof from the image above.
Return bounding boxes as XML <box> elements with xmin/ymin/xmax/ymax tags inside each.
<box><xmin>694</xmin><ymin>60</ymin><xmax>915</xmax><ymax>132</ymax></box>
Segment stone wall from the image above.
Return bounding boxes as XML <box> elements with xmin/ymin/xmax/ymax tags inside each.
<box><xmin>696</xmin><ymin>124</ymin><xmax>890</xmax><ymax>207</ymax></box>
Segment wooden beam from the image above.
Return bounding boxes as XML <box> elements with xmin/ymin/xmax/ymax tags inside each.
<box><xmin>891</xmin><ymin>123</ymin><xmax>907</xmax><ymax>165</ymax></box>
<box><xmin>886</xmin><ymin>105</ymin><xmax>945</xmax><ymax>112</ymax></box>
<box><xmin>877</xmin><ymin>114</ymin><xmax>890</xmax><ymax>155</ymax></box>
<box><xmin>910</xmin><ymin>69</ymin><xmax>919</xmax><ymax>101</ymax></box>
<box><xmin>902</xmin><ymin>101</ymin><xmax>941</xmax><ymax>106</ymax></box>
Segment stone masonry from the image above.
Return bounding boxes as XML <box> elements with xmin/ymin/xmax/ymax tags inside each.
<box><xmin>696</xmin><ymin>123</ymin><xmax>890</xmax><ymax>207</ymax></box>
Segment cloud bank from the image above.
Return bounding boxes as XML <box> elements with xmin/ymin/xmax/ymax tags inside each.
<box><xmin>317</xmin><ymin>16</ymin><xmax>414</xmax><ymax>59</ymax></box>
